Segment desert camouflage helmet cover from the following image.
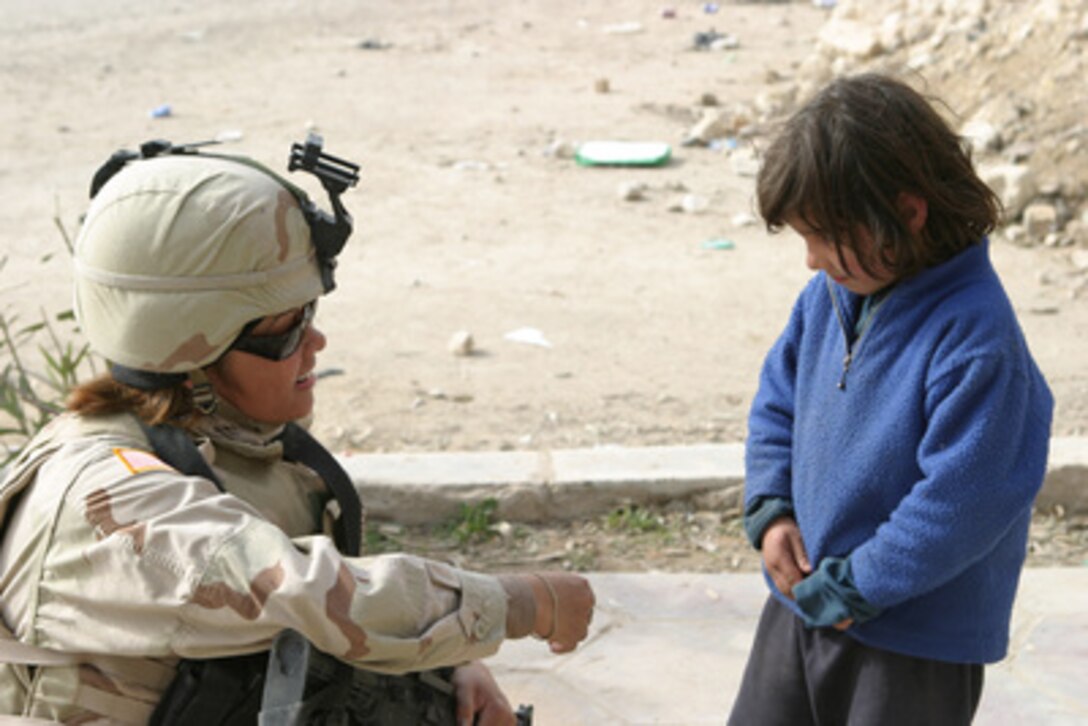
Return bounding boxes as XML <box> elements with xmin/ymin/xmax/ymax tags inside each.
<box><xmin>74</xmin><ymin>153</ymin><xmax>324</xmax><ymax>374</ymax></box>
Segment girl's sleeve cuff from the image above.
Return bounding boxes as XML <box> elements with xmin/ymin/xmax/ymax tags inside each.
<box><xmin>743</xmin><ymin>496</ymin><xmax>794</xmax><ymax>549</ymax></box>
<box><xmin>793</xmin><ymin>556</ymin><xmax>882</xmax><ymax>628</ymax></box>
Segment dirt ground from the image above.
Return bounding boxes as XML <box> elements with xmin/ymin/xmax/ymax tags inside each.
<box><xmin>369</xmin><ymin>498</ymin><xmax>1088</xmax><ymax>575</ymax></box>
<box><xmin>2</xmin><ymin>0</ymin><xmax>1087</xmax><ymax>459</ymax></box>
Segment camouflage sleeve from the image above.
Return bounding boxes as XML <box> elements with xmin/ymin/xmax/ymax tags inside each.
<box><xmin>27</xmin><ymin>444</ymin><xmax>508</xmax><ymax>674</ymax></box>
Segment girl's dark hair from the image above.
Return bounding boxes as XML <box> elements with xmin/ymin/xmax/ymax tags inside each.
<box><xmin>67</xmin><ymin>374</ymin><xmax>199</xmax><ymax>427</ymax></box>
<box><xmin>756</xmin><ymin>73</ymin><xmax>1001</xmax><ymax>279</ymax></box>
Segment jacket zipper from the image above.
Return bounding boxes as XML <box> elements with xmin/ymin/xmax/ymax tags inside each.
<box><xmin>826</xmin><ymin>277</ymin><xmax>892</xmax><ymax>391</ymax></box>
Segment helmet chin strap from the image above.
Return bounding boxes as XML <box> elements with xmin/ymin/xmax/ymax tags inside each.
<box><xmin>187</xmin><ymin>368</ymin><xmax>219</xmax><ymax>415</ymax></box>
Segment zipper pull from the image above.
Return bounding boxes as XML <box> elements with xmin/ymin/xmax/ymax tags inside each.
<box><xmin>838</xmin><ymin>352</ymin><xmax>852</xmax><ymax>390</ymax></box>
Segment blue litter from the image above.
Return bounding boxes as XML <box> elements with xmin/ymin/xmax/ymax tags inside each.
<box><xmin>149</xmin><ymin>104</ymin><xmax>172</xmax><ymax>119</ymax></box>
<box><xmin>702</xmin><ymin>238</ymin><xmax>736</xmax><ymax>251</ymax></box>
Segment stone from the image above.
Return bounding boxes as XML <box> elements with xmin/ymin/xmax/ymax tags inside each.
<box><xmin>684</xmin><ymin>108</ymin><xmax>748</xmax><ymax>146</ymax></box>
<box><xmin>1023</xmin><ymin>202</ymin><xmax>1058</xmax><ymax>238</ymax></box>
<box><xmin>818</xmin><ymin>18</ymin><xmax>882</xmax><ymax>58</ymax></box>
<box><xmin>681</xmin><ymin>194</ymin><xmax>709</xmax><ymax>214</ymax></box>
<box><xmin>728</xmin><ymin>146</ymin><xmax>761</xmax><ymax>177</ymax></box>
<box><xmin>448</xmin><ymin>330</ymin><xmax>475</xmax><ymax>356</ymax></box>
<box><xmin>878</xmin><ymin>11</ymin><xmax>906</xmax><ymax>52</ymax></box>
<box><xmin>1002</xmin><ymin>224</ymin><xmax>1028</xmax><ymax>245</ymax></box>
<box><xmin>961</xmin><ymin>118</ymin><xmax>1003</xmax><ymax>153</ymax></box>
<box><xmin>731</xmin><ymin>212</ymin><xmax>758</xmax><ymax>228</ymax></box>
<box><xmin>618</xmin><ymin>182</ymin><xmax>648</xmax><ymax>202</ymax></box>
<box><xmin>545</xmin><ymin>139</ymin><xmax>576</xmax><ymax>159</ymax></box>
<box><xmin>978</xmin><ymin>163</ymin><xmax>1037</xmax><ymax>221</ymax></box>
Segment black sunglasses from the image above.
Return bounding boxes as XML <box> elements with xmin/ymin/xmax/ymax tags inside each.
<box><xmin>230</xmin><ymin>301</ymin><xmax>316</xmax><ymax>361</ymax></box>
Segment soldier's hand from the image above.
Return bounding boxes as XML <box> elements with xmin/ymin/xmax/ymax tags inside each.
<box><xmin>497</xmin><ymin>573</ymin><xmax>595</xmax><ymax>653</ymax></box>
<box><xmin>451</xmin><ymin>661</ymin><xmax>515</xmax><ymax>726</ymax></box>
<box><xmin>530</xmin><ymin>572</ymin><xmax>595</xmax><ymax>654</ymax></box>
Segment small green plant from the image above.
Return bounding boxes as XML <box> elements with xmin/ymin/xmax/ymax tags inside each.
<box><xmin>1</xmin><ymin>216</ymin><xmax>99</xmax><ymax>467</ymax></box>
<box><xmin>363</xmin><ymin>521</ymin><xmax>398</xmax><ymax>555</ymax></box>
<box><xmin>446</xmin><ymin>497</ymin><xmax>500</xmax><ymax>545</ymax></box>
<box><xmin>0</xmin><ymin>309</ymin><xmax>98</xmax><ymax>466</ymax></box>
<box><xmin>605</xmin><ymin>504</ymin><xmax>665</xmax><ymax>534</ymax></box>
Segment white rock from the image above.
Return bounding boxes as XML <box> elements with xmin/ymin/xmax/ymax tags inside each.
<box><xmin>545</xmin><ymin>139</ymin><xmax>576</xmax><ymax>159</ymax></box>
<box><xmin>685</xmin><ymin>109</ymin><xmax>731</xmax><ymax>145</ymax></box>
<box><xmin>961</xmin><ymin>118</ymin><xmax>1003</xmax><ymax>153</ymax></box>
<box><xmin>729</xmin><ymin>147</ymin><xmax>762</xmax><ymax>177</ymax></box>
<box><xmin>818</xmin><ymin>18</ymin><xmax>883</xmax><ymax>58</ymax></box>
<box><xmin>1002</xmin><ymin>224</ymin><xmax>1027</xmax><ymax>245</ymax></box>
<box><xmin>732</xmin><ymin>211</ymin><xmax>759</xmax><ymax>228</ymax></box>
<box><xmin>1023</xmin><ymin>202</ymin><xmax>1058</xmax><ymax>238</ymax></box>
<box><xmin>681</xmin><ymin>194</ymin><xmax>709</xmax><ymax>214</ymax></box>
<box><xmin>978</xmin><ymin>163</ymin><xmax>1037</xmax><ymax>221</ymax></box>
<box><xmin>879</xmin><ymin>11</ymin><xmax>906</xmax><ymax>51</ymax></box>
<box><xmin>448</xmin><ymin>330</ymin><xmax>475</xmax><ymax>356</ymax></box>
<box><xmin>618</xmin><ymin>181</ymin><xmax>648</xmax><ymax>202</ymax></box>
<box><xmin>1076</xmin><ymin>11</ymin><xmax>1088</xmax><ymax>39</ymax></box>
<box><xmin>685</xmin><ymin>108</ymin><xmax>749</xmax><ymax>145</ymax></box>
<box><xmin>1033</xmin><ymin>0</ymin><xmax>1063</xmax><ymax>24</ymax></box>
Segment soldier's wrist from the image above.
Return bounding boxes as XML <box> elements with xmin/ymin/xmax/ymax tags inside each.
<box><xmin>497</xmin><ymin>575</ymin><xmax>537</xmax><ymax>639</ymax></box>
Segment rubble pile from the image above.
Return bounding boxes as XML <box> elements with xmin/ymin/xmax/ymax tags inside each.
<box><xmin>783</xmin><ymin>0</ymin><xmax>1088</xmax><ymax>248</ymax></box>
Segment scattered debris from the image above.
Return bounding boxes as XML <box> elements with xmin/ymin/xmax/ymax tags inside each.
<box><xmin>504</xmin><ymin>327</ymin><xmax>552</xmax><ymax>348</ymax></box>
<box><xmin>702</xmin><ymin>238</ymin><xmax>736</xmax><ymax>251</ymax></box>
<box><xmin>357</xmin><ymin>38</ymin><xmax>391</xmax><ymax>50</ymax></box>
<box><xmin>693</xmin><ymin>30</ymin><xmax>739</xmax><ymax>51</ymax></box>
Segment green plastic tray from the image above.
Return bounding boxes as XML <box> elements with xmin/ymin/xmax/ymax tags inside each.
<box><xmin>575</xmin><ymin>141</ymin><xmax>672</xmax><ymax>167</ymax></box>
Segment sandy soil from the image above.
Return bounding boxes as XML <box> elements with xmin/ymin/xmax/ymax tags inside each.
<box><xmin>2</xmin><ymin>0</ymin><xmax>1086</xmax><ymax>457</ymax></box>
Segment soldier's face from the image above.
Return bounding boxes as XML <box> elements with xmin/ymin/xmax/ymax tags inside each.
<box><xmin>205</xmin><ymin>305</ymin><xmax>327</xmax><ymax>423</ymax></box>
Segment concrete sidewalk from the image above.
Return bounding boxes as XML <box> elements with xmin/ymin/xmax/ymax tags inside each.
<box><xmin>487</xmin><ymin>569</ymin><xmax>1088</xmax><ymax>726</ymax></box>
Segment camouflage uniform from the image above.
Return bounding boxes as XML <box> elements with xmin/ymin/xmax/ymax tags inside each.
<box><xmin>0</xmin><ymin>147</ymin><xmax>510</xmax><ymax>723</ymax></box>
<box><xmin>0</xmin><ymin>402</ymin><xmax>508</xmax><ymax>723</ymax></box>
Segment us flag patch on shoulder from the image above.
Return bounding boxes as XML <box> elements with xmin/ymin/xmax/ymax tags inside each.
<box><xmin>112</xmin><ymin>447</ymin><xmax>173</xmax><ymax>475</ymax></box>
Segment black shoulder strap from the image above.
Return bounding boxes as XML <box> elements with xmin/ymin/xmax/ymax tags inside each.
<box><xmin>139</xmin><ymin>421</ymin><xmax>224</xmax><ymax>488</ymax></box>
<box><xmin>137</xmin><ymin>419</ymin><xmax>362</xmax><ymax>556</ymax></box>
<box><xmin>278</xmin><ymin>422</ymin><xmax>362</xmax><ymax>557</ymax></box>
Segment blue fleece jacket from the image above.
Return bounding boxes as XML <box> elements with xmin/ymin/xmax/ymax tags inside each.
<box><xmin>744</xmin><ymin>240</ymin><xmax>1053</xmax><ymax>664</ymax></box>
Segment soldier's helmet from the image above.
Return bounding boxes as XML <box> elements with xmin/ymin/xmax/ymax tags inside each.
<box><xmin>73</xmin><ymin>137</ymin><xmax>358</xmax><ymax>382</ymax></box>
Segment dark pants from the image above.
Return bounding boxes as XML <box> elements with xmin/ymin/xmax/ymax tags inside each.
<box><xmin>728</xmin><ymin>596</ymin><xmax>984</xmax><ymax>726</ymax></box>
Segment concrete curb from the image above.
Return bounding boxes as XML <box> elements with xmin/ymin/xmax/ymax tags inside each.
<box><xmin>339</xmin><ymin>444</ymin><xmax>745</xmax><ymax>525</ymax></box>
<box><xmin>339</xmin><ymin>436</ymin><xmax>1088</xmax><ymax>524</ymax></box>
